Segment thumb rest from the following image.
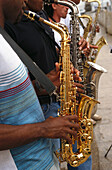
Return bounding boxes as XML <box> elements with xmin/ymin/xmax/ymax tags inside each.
<box><xmin>24</xmin><ymin>9</ymin><xmax>99</xmax><ymax>167</ymax></box>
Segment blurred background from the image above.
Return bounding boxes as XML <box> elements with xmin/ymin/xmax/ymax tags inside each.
<box><xmin>78</xmin><ymin>0</ymin><xmax>112</xmax><ymax>14</ymax></box>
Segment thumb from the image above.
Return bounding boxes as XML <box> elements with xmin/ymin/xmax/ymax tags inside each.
<box><xmin>90</xmin><ymin>45</ymin><xmax>98</xmax><ymax>49</ymax></box>
<box><xmin>55</xmin><ymin>62</ymin><xmax>60</xmax><ymax>72</ymax></box>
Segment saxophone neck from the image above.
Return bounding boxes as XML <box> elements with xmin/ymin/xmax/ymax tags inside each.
<box><xmin>79</xmin><ymin>15</ymin><xmax>93</xmax><ymax>40</ymax></box>
<box><xmin>24</xmin><ymin>10</ymin><xmax>67</xmax><ymax>41</ymax></box>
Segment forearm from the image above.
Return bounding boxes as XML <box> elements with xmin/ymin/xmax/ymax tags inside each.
<box><xmin>0</xmin><ymin>123</ymin><xmax>43</xmax><ymax>151</ymax></box>
<box><xmin>0</xmin><ymin>115</ymin><xmax>80</xmax><ymax>150</ymax></box>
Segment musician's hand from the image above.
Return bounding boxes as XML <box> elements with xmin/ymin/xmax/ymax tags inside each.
<box><xmin>71</xmin><ymin>66</ymin><xmax>82</xmax><ymax>82</ymax></box>
<box><xmin>47</xmin><ymin>62</ymin><xmax>60</xmax><ymax>90</ymax></box>
<box><xmin>74</xmin><ymin>82</ymin><xmax>85</xmax><ymax>94</ymax></box>
<box><xmin>40</xmin><ymin>115</ymin><xmax>79</xmax><ymax>144</ymax></box>
<box><xmin>89</xmin><ymin>24</ymin><xmax>100</xmax><ymax>33</ymax></box>
<box><xmin>89</xmin><ymin>24</ymin><xmax>92</xmax><ymax>32</ymax></box>
<box><xmin>79</xmin><ymin>37</ymin><xmax>98</xmax><ymax>57</ymax></box>
<box><xmin>78</xmin><ymin>36</ymin><xmax>90</xmax><ymax>51</ymax></box>
<box><xmin>96</xmin><ymin>24</ymin><xmax>100</xmax><ymax>33</ymax></box>
<box><xmin>85</xmin><ymin>44</ymin><xmax>98</xmax><ymax>57</ymax></box>
<box><xmin>82</xmin><ymin>44</ymin><xmax>97</xmax><ymax>57</ymax></box>
<box><xmin>32</xmin><ymin>62</ymin><xmax>60</xmax><ymax>95</ymax></box>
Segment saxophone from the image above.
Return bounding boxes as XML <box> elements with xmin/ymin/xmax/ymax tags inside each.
<box><xmin>84</xmin><ymin>0</ymin><xmax>107</xmax><ymax>62</ymax></box>
<box><xmin>68</xmin><ymin>3</ymin><xmax>102</xmax><ymax>118</ymax></box>
<box><xmin>81</xmin><ymin>1</ymin><xmax>107</xmax><ymax>110</ymax></box>
<box><xmin>24</xmin><ymin>10</ymin><xmax>99</xmax><ymax>167</ymax></box>
<box><xmin>85</xmin><ymin>0</ymin><xmax>101</xmax><ymax>44</ymax></box>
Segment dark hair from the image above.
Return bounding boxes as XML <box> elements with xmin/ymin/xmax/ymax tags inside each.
<box><xmin>44</xmin><ymin>3</ymin><xmax>54</xmax><ymax>18</ymax></box>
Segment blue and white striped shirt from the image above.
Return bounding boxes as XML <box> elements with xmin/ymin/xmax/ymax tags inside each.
<box><xmin>0</xmin><ymin>34</ymin><xmax>54</xmax><ymax>170</ymax></box>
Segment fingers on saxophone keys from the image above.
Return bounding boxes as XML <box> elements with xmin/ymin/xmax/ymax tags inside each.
<box><xmin>66</xmin><ymin>119</ymin><xmax>79</xmax><ymax>131</ymax></box>
<box><xmin>73</xmin><ymin>83</ymin><xmax>84</xmax><ymax>94</ymax></box>
<box><xmin>61</xmin><ymin>134</ymin><xmax>72</xmax><ymax>144</ymax></box>
<box><xmin>79</xmin><ymin>39</ymin><xmax>87</xmax><ymax>51</ymax></box>
<box><xmin>73</xmin><ymin>75</ymin><xmax>82</xmax><ymax>82</ymax></box>
<box><xmin>77</xmin><ymin>87</ymin><xmax>85</xmax><ymax>94</ymax></box>
<box><xmin>74</xmin><ymin>82</ymin><xmax>84</xmax><ymax>88</ymax></box>
<box><xmin>82</xmin><ymin>47</ymin><xmax>91</xmax><ymax>57</ymax></box>
<box><xmin>61</xmin><ymin>126</ymin><xmax>79</xmax><ymax>143</ymax></box>
<box><xmin>64</xmin><ymin>134</ymin><xmax>77</xmax><ymax>144</ymax></box>
<box><xmin>65</xmin><ymin>115</ymin><xmax>78</xmax><ymax>122</ymax></box>
<box><xmin>68</xmin><ymin>130</ymin><xmax>78</xmax><ymax>140</ymax></box>
<box><xmin>90</xmin><ymin>44</ymin><xmax>98</xmax><ymax>49</ymax></box>
<box><xmin>78</xmin><ymin>36</ymin><xmax>84</xmax><ymax>46</ymax></box>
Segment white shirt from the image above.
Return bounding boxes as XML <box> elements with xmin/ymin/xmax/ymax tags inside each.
<box><xmin>53</xmin><ymin>9</ymin><xmax>84</xmax><ymax>46</ymax></box>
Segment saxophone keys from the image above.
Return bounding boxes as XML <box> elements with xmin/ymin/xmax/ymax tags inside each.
<box><xmin>84</xmin><ymin>147</ymin><xmax>91</xmax><ymax>155</ymax></box>
<box><xmin>70</xmin><ymin>153</ymin><xmax>84</xmax><ymax>167</ymax></box>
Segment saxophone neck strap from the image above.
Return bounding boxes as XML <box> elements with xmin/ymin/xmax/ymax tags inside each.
<box><xmin>0</xmin><ymin>26</ymin><xmax>56</xmax><ymax>95</ymax></box>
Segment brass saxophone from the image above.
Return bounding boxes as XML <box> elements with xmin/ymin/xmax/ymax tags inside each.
<box><xmin>65</xmin><ymin>1</ymin><xmax>107</xmax><ymax>119</ymax></box>
<box><xmin>84</xmin><ymin>0</ymin><xmax>107</xmax><ymax>62</ymax></box>
<box><xmin>85</xmin><ymin>0</ymin><xmax>101</xmax><ymax>44</ymax></box>
<box><xmin>67</xmin><ymin>3</ymin><xmax>102</xmax><ymax>118</ymax></box>
<box><xmin>81</xmin><ymin>1</ymin><xmax>107</xmax><ymax>109</ymax></box>
<box><xmin>24</xmin><ymin>10</ymin><xmax>99</xmax><ymax>167</ymax></box>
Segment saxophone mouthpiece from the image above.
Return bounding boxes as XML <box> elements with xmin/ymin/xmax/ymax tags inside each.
<box><xmin>24</xmin><ymin>10</ymin><xmax>40</xmax><ymax>21</ymax></box>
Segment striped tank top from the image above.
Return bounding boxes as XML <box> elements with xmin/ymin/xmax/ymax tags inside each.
<box><xmin>0</xmin><ymin>34</ymin><xmax>54</xmax><ymax>170</ymax></box>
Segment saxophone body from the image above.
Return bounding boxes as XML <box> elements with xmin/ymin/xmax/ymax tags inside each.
<box><xmin>83</xmin><ymin>51</ymin><xmax>107</xmax><ymax>114</ymax></box>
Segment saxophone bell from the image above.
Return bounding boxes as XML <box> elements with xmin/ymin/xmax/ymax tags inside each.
<box><xmin>85</xmin><ymin>61</ymin><xmax>107</xmax><ymax>116</ymax></box>
<box><xmin>85</xmin><ymin>61</ymin><xmax>107</xmax><ymax>98</ymax></box>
